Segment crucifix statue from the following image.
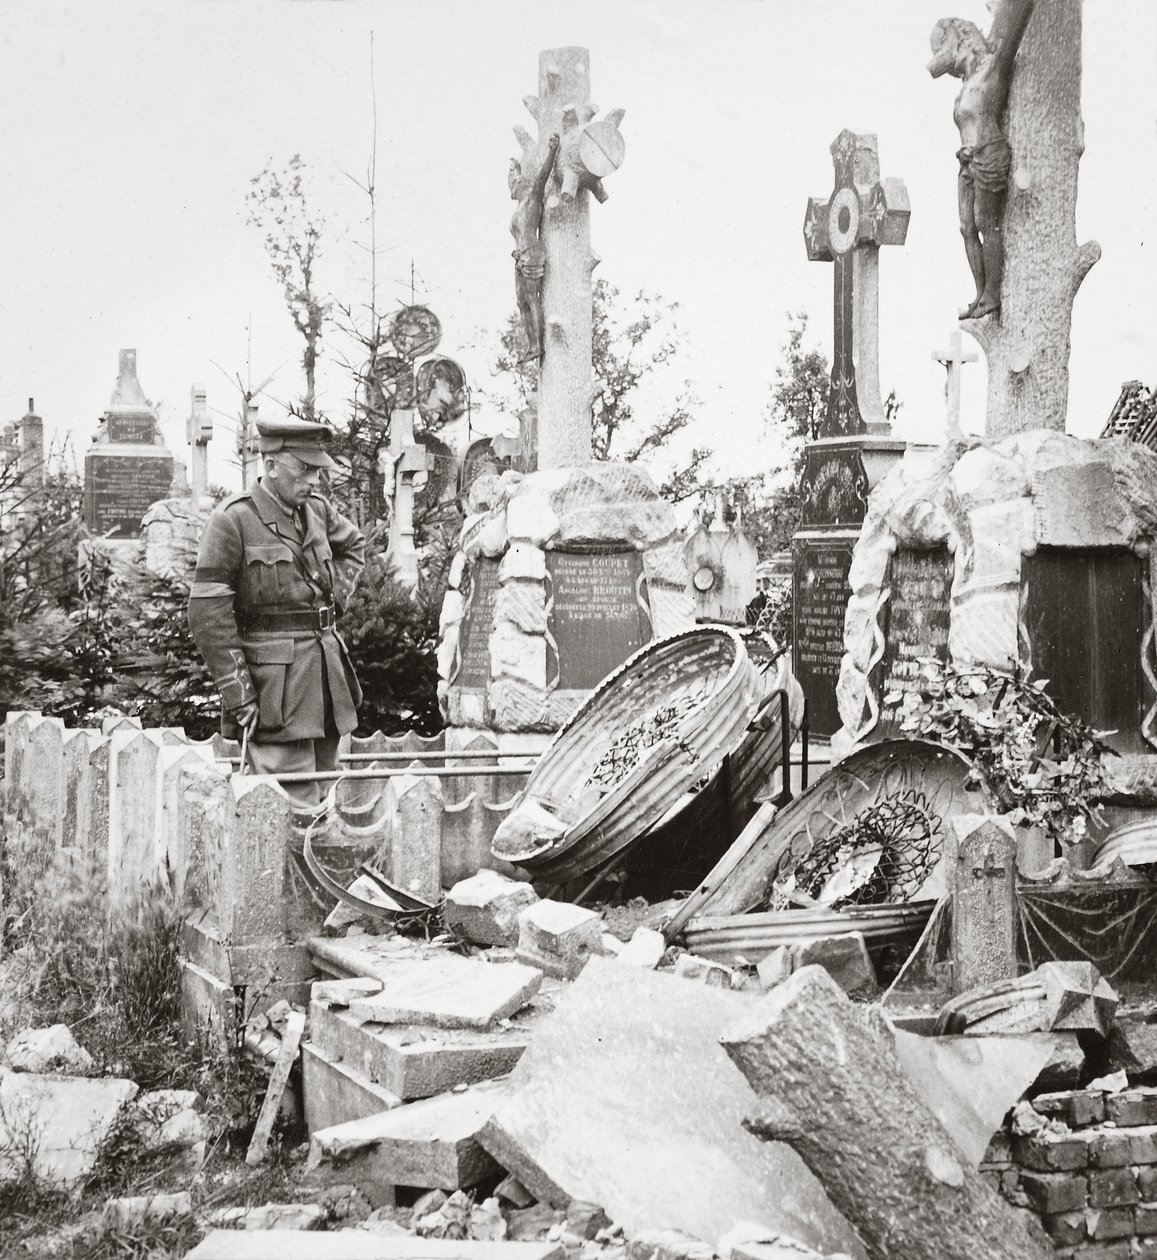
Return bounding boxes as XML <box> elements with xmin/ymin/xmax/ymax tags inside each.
<box><xmin>804</xmin><ymin>130</ymin><xmax>910</xmax><ymax>436</ymax></box>
<box><xmin>932</xmin><ymin>329</ymin><xmax>978</xmax><ymax>441</ymax></box>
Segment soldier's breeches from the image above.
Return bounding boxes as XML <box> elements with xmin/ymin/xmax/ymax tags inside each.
<box><xmin>247</xmin><ymin>736</ymin><xmax>341</xmax><ymax>814</ymax></box>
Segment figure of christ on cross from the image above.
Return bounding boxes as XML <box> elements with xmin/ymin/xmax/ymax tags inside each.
<box><xmin>928</xmin><ymin>0</ymin><xmax>1036</xmax><ymax>320</ymax></box>
<box><xmin>509</xmin><ymin>134</ymin><xmax>561</xmax><ymax>366</ymax></box>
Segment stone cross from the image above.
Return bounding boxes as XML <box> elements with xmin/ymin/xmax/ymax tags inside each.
<box><xmin>186</xmin><ymin>383</ymin><xmax>212</xmax><ymax>500</ymax></box>
<box><xmin>950</xmin><ymin>816</ymin><xmax>1019</xmax><ymax>995</ymax></box>
<box><xmin>932</xmin><ymin>330</ymin><xmax>978</xmax><ymax>442</ymax></box>
<box><xmin>804</xmin><ymin>130</ymin><xmax>910</xmax><ymax>435</ymax></box>
<box><xmin>381</xmin><ymin>382</ymin><xmax>429</xmax><ymax>587</ymax></box>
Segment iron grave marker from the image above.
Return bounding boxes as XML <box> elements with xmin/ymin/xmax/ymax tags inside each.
<box><xmin>454</xmin><ymin>557</ymin><xmax>502</xmax><ymax>690</ymax></box>
<box><xmin>792</xmin><ymin>538</ymin><xmax>856</xmax><ymax>739</ymax></box>
<box><xmin>545</xmin><ymin>549</ymin><xmax>652</xmax><ymax>691</ymax></box>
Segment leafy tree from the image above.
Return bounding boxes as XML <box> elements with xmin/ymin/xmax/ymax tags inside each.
<box><xmin>491</xmin><ymin>278</ymin><xmax>710</xmax><ymax>503</ymax></box>
<box><xmin>729</xmin><ymin>310</ymin><xmax>828</xmax><ymax>557</ymax></box>
<box><xmin>247</xmin><ymin>155</ymin><xmax>329</xmax><ymax>420</ymax></box>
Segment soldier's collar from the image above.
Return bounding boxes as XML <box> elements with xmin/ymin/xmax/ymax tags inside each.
<box><xmin>252</xmin><ymin>478</ymin><xmax>296</xmax><ymax>527</ymax></box>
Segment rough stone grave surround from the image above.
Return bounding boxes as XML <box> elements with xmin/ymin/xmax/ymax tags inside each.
<box><xmin>832</xmin><ymin>432</ymin><xmax>1157</xmax><ymax>786</ymax></box>
<box><xmin>439</xmin><ymin>462</ymin><xmax>694</xmax><ymax>733</ymax></box>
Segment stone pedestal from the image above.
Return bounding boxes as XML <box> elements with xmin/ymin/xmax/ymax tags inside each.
<box><xmin>438</xmin><ymin>462</ymin><xmax>694</xmax><ymax>734</ymax></box>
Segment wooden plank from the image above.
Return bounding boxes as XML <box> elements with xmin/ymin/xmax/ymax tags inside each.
<box><xmin>246</xmin><ymin>1009</ymin><xmax>306</xmax><ymax>1165</ymax></box>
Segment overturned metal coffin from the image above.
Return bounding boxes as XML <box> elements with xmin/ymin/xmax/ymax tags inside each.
<box><xmin>491</xmin><ymin>627</ymin><xmax>796</xmax><ymax>884</ymax></box>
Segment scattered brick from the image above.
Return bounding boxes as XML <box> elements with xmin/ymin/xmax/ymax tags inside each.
<box><xmin>1020</xmin><ymin>1170</ymin><xmax>1088</xmax><ymax>1215</ymax></box>
<box><xmin>1140</xmin><ymin>1167</ymin><xmax>1157</xmax><ymax>1200</ymax></box>
<box><xmin>1129</xmin><ymin>1127</ymin><xmax>1157</xmax><ymax>1165</ymax></box>
<box><xmin>1088</xmin><ymin>1205</ymin><xmax>1135</xmax><ymax>1240</ymax></box>
<box><xmin>1033</xmin><ymin>1091</ymin><xmax>1106</xmax><ymax>1129</ymax></box>
<box><xmin>1136</xmin><ymin>1202</ymin><xmax>1157</xmax><ymax>1236</ymax></box>
<box><xmin>1088</xmin><ymin>1131</ymin><xmax>1134</xmax><ymax>1168</ymax></box>
<box><xmin>1014</xmin><ymin>1132</ymin><xmax>1090</xmax><ymax>1172</ymax></box>
<box><xmin>1001</xmin><ymin>1169</ymin><xmax>1021</xmax><ymax>1197</ymax></box>
<box><xmin>1107</xmin><ymin>1089</ymin><xmax>1157</xmax><ymax>1127</ymax></box>
<box><xmin>982</xmin><ymin>1130</ymin><xmax>1013</xmax><ymax>1168</ymax></box>
<box><xmin>1042</xmin><ymin>1210</ymin><xmax>1087</xmax><ymax>1245</ymax></box>
<box><xmin>1087</xmin><ymin>1167</ymin><xmax>1140</xmax><ymax>1208</ymax></box>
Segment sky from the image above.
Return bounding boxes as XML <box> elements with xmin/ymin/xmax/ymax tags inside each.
<box><xmin>1</xmin><ymin>0</ymin><xmax>1154</xmax><ymax>493</ymax></box>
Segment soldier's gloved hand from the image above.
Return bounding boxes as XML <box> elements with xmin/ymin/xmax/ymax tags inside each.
<box><xmin>232</xmin><ymin>700</ymin><xmax>259</xmax><ymax>738</ymax></box>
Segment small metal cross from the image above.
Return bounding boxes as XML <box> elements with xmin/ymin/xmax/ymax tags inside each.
<box><xmin>972</xmin><ymin>851</ymin><xmax>1007</xmax><ymax>880</ymax></box>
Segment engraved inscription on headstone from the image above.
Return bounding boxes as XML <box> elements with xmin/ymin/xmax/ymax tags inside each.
<box><xmin>454</xmin><ymin>557</ymin><xmax>502</xmax><ymax>689</ymax></box>
<box><xmin>107</xmin><ymin>414</ymin><xmax>157</xmax><ymax>444</ymax></box>
<box><xmin>872</xmin><ymin>547</ymin><xmax>954</xmax><ymax>738</ymax></box>
<box><xmin>546</xmin><ymin>549</ymin><xmax>652</xmax><ymax>691</ymax></box>
<box><xmin>83</xmin><ymin>453</ymin><xmax>175</xmax><ymax>539</ymax></box>
<box><xmin>792</xmin><ymin>538</ymin><xmax>855</xmax><ymax>738</ymax></box>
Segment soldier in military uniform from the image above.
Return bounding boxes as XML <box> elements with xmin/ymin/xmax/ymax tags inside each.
<box><xmin>188</xmin><ymin>419</ymin><xmax>365</xmax><ymax>817</ymax></box>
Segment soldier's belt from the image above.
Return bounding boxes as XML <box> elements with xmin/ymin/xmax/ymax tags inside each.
<box><xmin>241</xmin><ymin>606</ymin><xmax>336</xmax><ymax>632</ymax></box>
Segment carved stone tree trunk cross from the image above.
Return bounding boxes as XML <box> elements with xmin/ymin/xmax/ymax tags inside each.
<box><xmin>960</xmin><ymin>0</ymin><xmax>1100</xmax><ymax>436</ymax></box>
<box><xmin>514</xmin><ymin>48</ymin><xmax>625</xmax><ymax>471</ymax></box>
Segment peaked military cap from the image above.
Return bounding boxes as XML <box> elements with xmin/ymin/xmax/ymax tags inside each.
<box><xmin>256</xmin><ymin>418</ymin><xmax>338</xmax><ymax>469</ymax></box>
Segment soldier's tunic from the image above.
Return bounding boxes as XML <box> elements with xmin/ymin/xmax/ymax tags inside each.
<box><xmin>188</xmin><ymin>479</ymin><xmax>365</xmax><ymax>811</ymax></box>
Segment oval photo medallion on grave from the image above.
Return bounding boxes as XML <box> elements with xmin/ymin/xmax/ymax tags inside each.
<box><xmin>827</xmin><ymin>186</ymin><xmax>860</xmax><ymax>255</ymax></box>
<box><xmin>416</xmin><ymin>357</ymin><xmax>468</xmax><ymax>426</ymax></box>
<box><xmin>387</xmin><ymin>305</ymin><xmax>442</xmax><ymax>360</ymax></box>
<box><xmin>366</xmin><ymin>354</ymin><xmax>415</xmax><ymax>411</ymax></box>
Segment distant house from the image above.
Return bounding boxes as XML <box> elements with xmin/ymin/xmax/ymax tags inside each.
<box><xmin>1102</xmin><ymin>380</ymin><xmax>1157</xmax><ymax>450</ymax></box>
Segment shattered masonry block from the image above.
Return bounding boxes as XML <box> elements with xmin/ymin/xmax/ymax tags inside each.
<box><xmin>1140</xmin><ymin>1167</ymin><xmax>1157</xmax><ymax>1199</ymax></box>
<box><xmin>1089</xmin><ymin>1204</ymin><xmax>1136</xmax><ymax>1240</ymax></box>
<box><xmin>445</xmin><ymin>869</ymin><xmax>540</xmax><ymax>948</ymax></box>
<box><xmin>756</xmin><ymin>947</ymin><xmax>796</xmax><ymax>992</ymax></box>
<box><xmin>1131</xmin><ymin>1126</ymin><xmax>1157</xmax><ymax>1164</ymax></box>
<box><xmin>516</xmin><ymin>900</ymin><xmax>604</xmax><ymax>980</ymax></box>
<box><xmin>301</xmin><ymin>1041</ymin><xmax>403</xmax><ymax>1134</ymax></box>
<box><xmin>795</xmin><ymin>933</ymin><xmax>878</xmax><ymax>1000</ymax></box>
<box><xmin>1135</xmin><ymin>1203</ymin><xmax>1157</xmax><ymax>1234</ymax></box>
<box><xmin>615</xmin><ymin>927</ymin><xmax>666</xmax><ymax>970</ymax></box>
<box><xmin>1018</xmin><ymin>1170</ymin><xmax>1088</xmax><ymax>1215</ymax></box>
<box><xmin>1087</xmin><ymin>1166</ymin><xmax>1140</xmax><ymax>1208</ymax></box>
<box><xmin>673</xmin><ymin>953</ymin><xmax>734</xmax><ymax>988</ymax></box>
<box><xmin>306</xmin><ymin>1078</ymin><xmax>507</xmax><ymax>1190</ymax></box>
<box><xmin>5</xmin><ymin>1023</ymin><xmax>95</xmax><ymax>1075</ymax></box>
<box><xmin>1108</xmin><ymin>1021</ymin><xmax>1157</xmax><ymax>1079</ymax></box>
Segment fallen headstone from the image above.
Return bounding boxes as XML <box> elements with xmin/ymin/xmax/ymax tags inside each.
<box><xmin>5</xmin><ymin>1023</ymin><xmax>95</xmax><ymax>1075</ymax></box>
<box><xmin>0</xmin><ymin>1071</ymin><xmax>138</xmax><ymax>1188</ymax></box>
<box><xmin>477</xmin><ymin>958</ymin><xmax>864</xmax><ymax>1256</ymax></box>
<box><xmin>516</xmin><ymin>901</ymin><xmax>604</xmax><ymax>980</ymax></box>
<box><xmin>446</xmin><ymin>870</ymin><xmax>539</xmax><ymax>947</ymax></box>
<box><xmin>307</xmin><ymin>1078</ymin><xmax>507</xmax><ymax>1190</ymax></box>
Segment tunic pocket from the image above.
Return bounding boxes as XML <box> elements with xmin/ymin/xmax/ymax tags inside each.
<box><xmin>244</xmin><ymin>542</ymin><xmax>296</xmax><ymax>603</ymax></box>
<box><xmin>243</xmin><ymin>638</ymin><xmax>295</xmax><ymax>732</ymax></box>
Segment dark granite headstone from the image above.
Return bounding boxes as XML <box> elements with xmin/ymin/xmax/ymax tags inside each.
<box><xmin>454</xmin><ymin>557</ymin><xmax>502</xmax><ymax>689</ymax></box>
<box><xmin>792</xmin><ymin>538</ymin><xmax>855</xmax><ymax>738</ymax></box>
<box><xmin>1022</xmin><ymin>547</ymin><xmax>1151</xmax><ymax>754</ymax></box>
<box><xmin>82</xmin><ymin>451</ymin><xmax>175</xmax><ymax>539</ymax></box>
<box><xmin>871</xmin><ymin>546</ymin><xmax>954</xmax><ymax>738</ymax></box>
<box><xmin>546</xmin><ymin>549</ymin><xmax>652</xmax><ymax>691</ymax></box>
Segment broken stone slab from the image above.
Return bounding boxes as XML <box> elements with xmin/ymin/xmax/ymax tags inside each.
<box><xmin>206</xmin><ymin>1203</ymin><xmax>327</xmax><ymax>1231</ymax></box>
<box><xmin>184</xmin><ymin>1231</ymin><xmax>567</xmax><ymax>1260</ymax></box>
<box><xmin>307</xmin><ymin>1077</ymin><xmax>508</xmax><ymax>1190</ymax></box>
<box><xmin>627</xmin><ymin>1231</ymin><xmax>716</xmax><ymax>1260</ymax></box>
<box><xmin>302</xmin><ymin>1041</ymin><xmax>403</xmax><ymax>1134</ymax></box>
<box><xmin>890</xmin><ymin>1028</ymin><xmax>1063</xmax><ymax>1166</ymax></box>
<box><xmin>309</xmin><ymin>997</ymin><xmax>539</xmax><ymax>1101</ymax></box>
<box><xmin>446</xmin><ymin>870</ymin><xmax>540</xmax><ymax>948</ymax></box>
<box><xmin>934</xmin><ymin>961</ymin><xmax>1118</xmax><ymax>1038</ymax></box>
<box><xmin>615</xmin><ymin>927</ymin><xmax>665</xmax><ymax>970</ymax></box>
<box><xmin>477</xmin><ymin>957</ymin><xmax>865</xmax><ymax>1257</ymax></box>
<box><xmin>4</xmin><ymin>1023</ymin><xmax>95</xmax><ymax>1075</ymax></box>
<box><xmin>721</xmin><ymin>965</ymin><xmax>1052</xmax><ymax>1260</ymax></box>
<box><xmin>515</xmin><ymin>900</ymin><xmax>604</xmax><ymax>980</ymax></box>
<box><xmin>794</xmin><ymin>933</ymin><xmax>878</xmax><ymax>1001</ymax></box>
<box><xmin>344</xmin><ymin>955</ymin><xmax>543</xmax><ymax>1031</ymax></box>
<box><xmin>719</xmin><ymin>1220</ymin><xmax>854</xmax><ymax>1260</ymax></box>
<box><xmin>673</xmin><ymin>953</ymin><xmax>735</xmax><ymax>988</ymax></box>
<box><xmin>312</xmin><ymin>977</ymin><xmax>384</xmax><ymax>1007</ymax></box>
<box><xmin>756</xmin><ymin>948</ymin><xmax>795</xmax><ymax>991</ymax></box>
<box><xmin>0</xmin><ymin>1071</ymin><xmax>138</xmax><ymax>1189</ymax></box>
<box><xmin>103</xmin><ymin>1192</ymin><xmax>192</xmax><ymax>1231</ymax></box>
<box><xmin>1108</xmin><ymin>1019</ymin><xmax>1157</xmax><ymax>1081</ymax></box>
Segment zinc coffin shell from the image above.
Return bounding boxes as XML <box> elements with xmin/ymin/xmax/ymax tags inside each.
<box><xmin>491</xmin><ymin>627</ymin><xmax>763</xmax><ymax>881</ymax></box>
